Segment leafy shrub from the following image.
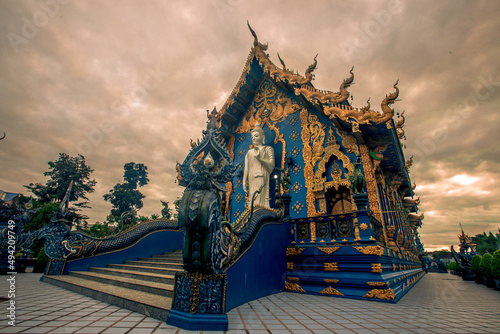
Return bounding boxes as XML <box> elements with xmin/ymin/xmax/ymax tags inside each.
<box><xmin>479</xmin><ymin>253</ymin><xmax>493</xmax><ymax>278</ymax></box>
<box><xmin>448</xmin><ymin>261</ymin><xmax>457</xmax><ymax>271</ymax></box>
<box><xmin>491</xmin><ymin>250</ymin><xmax>500</xmax><ymax>280</ymax></box>
<box><xmin>471</xmin><ymin>254</ymin><xmax>482</xmax><ymax>274</ymax></box>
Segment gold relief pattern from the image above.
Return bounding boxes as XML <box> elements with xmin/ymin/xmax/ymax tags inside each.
<box><xmin>235</xmin><ymin>193</ymin><xmax>243</xmax><ymax>203</ymax></box>
<box><xmin>237</xmin><ymin>134</ymin><xmax>245</xmax><ymax>143</ymax></box>
<box><xmin>237</xmin><ymin>147</ymin><xmax>246</xmax><ymax>158</ymax></box>
<box><xmin>367</xmin><ymin>282</ymin><xmax>387</xmax><ymax>287</ymax></box>
<box><xmin>288</xmin><ymin>116</ymin><xmax>298</xmax><ymax>126</ymax></box>
<box><xmin>359</xmin><ymin>223</ymin><xmax>368</xmax><ymax>231</ymax></box>
<box><xmin>285</xmin><ymin>281</ymin><xmax>306</xmax><ymax>293</ymax></box>
<box><xmin>324</xmin><ymin>279</ymin><xmax>339</xmax><ymax>284</ymax></box>
<box><xmin>227</xmin><ymin>135</ymin><xmax>235</xmax><ymax>161</ymax></box>
<box><xmin>291</xmin><ymin>182</ymin><xmax>302</xmax><ymax>194</ymax></box>
<box><xmin>286</xmin><ymin>247</ymin><xmax>305</xmax><ymax>256</ymax></box>
<box><xmin>291</xmin><ymin>164</ymin><xmax>302</xmax><ymax>176</ymax></box>
<box><xmin>286</xmin><ymin>276</ymin><xmax>300</xmax><ymax>283</ymax></box>
<box><xmin>266</xmin><ymin>120</ymin><xmax>286</xmax><ymax>170</ymax></box>
<box><xmin>371</xmin><ymin>264</ymin><xmax>382</xmax><ymax>273</ymax></box>
<box><xmin>319</xmin><ymin>286</ymin><xmax>344</xmax><ymax>296</ymax></box>
<box><xmin>289</xmin><ymin>131</ymin><xmax>300</xmax><ymax>141</ymax></box>
<box><xmin>324</xmin><ymin>262</ymin><xmax>339</xmax><ymax>271</ymax></box>
<box><xmin>338</xmin><ymin>130</ymin><xmax>359</xmax><ymax>156</ymax></box>
<box><xmin>300</xmin><ymin>109</ymin><xmax>316</xmax><ymax>217</ymax></box>
<box><xmin>317</xmin><ymin>247</ymin><xmax>340</xmax><ymax>255</ymax></box>
<box><xmin>359</xmin><ymin>144</ymin><xmax>386</xmax><ymax>244</ymax></box>
<box><xmin>292</xmin><ymin>201</ymin><xmax>304</xmax><ymax>214</ymax></box>
<box><xmin>363</xmin><ymin>288</ymin><xmax>396</xmax><ymax>301</ymax></box>
<box><xmin>354</xmin><ymin>246</ymin><xmax>384</xmax><ymax>256</ymax></box>
<box><xmin>287</xmin><ymin>262</ymin><xmax>294</xmax><ymax>270</ymax></box>
<box><xmin>353</xmin><ymin>217</ymin><xmax>360</xmax><ymax>241</ymax></box>
<box><xmin>290</xmin><ymin>146</ymin><xmax>301</xmax><ymax>158</ymax></box>
<box><xmin>234</xmin><ymin>209</ymin><xmax>242</xmax><ymax>220</ymax></box>
<box><xmin>319</xmin><ymin>129</ymin><xmax>354</xmax><ymax>190</ymax></box>
<box><xmin>310</xmin><ymin>222</ymin><xmax>316</xmax><ymax>242</ymax></box>
<box><xmin>309</xmin><ymin>114</ymin><xmax>327</xmax><ymax>168</ymax></box>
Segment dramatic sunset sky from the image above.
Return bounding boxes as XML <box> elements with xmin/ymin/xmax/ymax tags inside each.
<box><xmin>1</xmin><ymin>1</ymin><xmax>499</xmax><ymax>251</ymax></box>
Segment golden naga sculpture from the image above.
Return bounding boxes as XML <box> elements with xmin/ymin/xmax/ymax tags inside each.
<box><xmin>322</xmin><ymin>79</ymin><xmax>400</xmax><ymax>125</ymax></box>
<box><xmin>295</xmin><ymin>66</ymin><xmax>354</xmax><ymax>106</ymax></box>
<box><xmin>360</xmin><ymin>97</ymin><xmax>371</xmax><ymax>113</ymax></box>
<box><xmin>405</xmin><ymin>155</ymin><xmax>413</xmax><ymax>169</ymax></box>
<box><xmin>395</xmin><ymin>110</ymin><xmax>405</xmax><ymax>128</ymax></box>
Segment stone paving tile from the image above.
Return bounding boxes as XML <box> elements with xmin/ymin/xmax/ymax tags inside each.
<box><xmin>1</xmin><ymin>273</ymin><xmax>500</xmax><ymax>333</ymax></box>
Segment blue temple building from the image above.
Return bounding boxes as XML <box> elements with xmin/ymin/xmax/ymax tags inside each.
<box><xmin>213</xmin><ymin>25</ymin><xmax>425</xmax><ymax>303</ymax></box>
<box><xmin>15</xmin><ymin>24</ymin><xmax>426</xmax><ymax>331</ymax></box>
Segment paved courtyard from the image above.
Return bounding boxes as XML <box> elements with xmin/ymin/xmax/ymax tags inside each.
<box><xmin>1</xmin><ymin>272</ymin><xmax>500</xmax><ymax>333</ymax></box>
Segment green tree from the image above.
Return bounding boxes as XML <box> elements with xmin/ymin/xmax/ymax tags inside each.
<box><xmin>161</xmin><ymin>200</ymin><xmax>172</xmax><ymax>219</ymax></box>
<box><xmin>24</xmin><ymin>153</ymin><xmax>96</xmax><ymax>228</ymax></box>
<box><xmin>471</xmin><ymin>232</ymin><xmax>500</xmax><ymax>255</ymax></box>
<box><xmin>103</xmin><ymin>162</ymin><xmax>149</xmax><ymax>219</ymax></box>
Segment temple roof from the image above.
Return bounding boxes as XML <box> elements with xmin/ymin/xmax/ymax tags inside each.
<box><xmin>218</xmin><ymin>23</ymin><xmax>414</xmax><ymax>197</ymax></box>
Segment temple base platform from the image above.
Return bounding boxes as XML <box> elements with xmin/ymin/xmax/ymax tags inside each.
<box><xmin>285</xmin><ymin>244</ymin><xmax>425</xmax><ymax>303</ymax></box>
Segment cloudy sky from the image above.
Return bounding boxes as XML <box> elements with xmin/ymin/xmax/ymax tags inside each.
<box><xmin>1</xmin><ymin>1</ymin><xmax>499</xmax><ymax>251</ymax></box>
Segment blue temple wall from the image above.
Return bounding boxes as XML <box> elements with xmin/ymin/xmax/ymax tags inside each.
<box><xmin>228</xmin><ymin>77</ymin><xmax>362</xmax><ymax>222</ymax></box>
<box><xmin>61</xmin><ymin>229</ymin><xmax>184</xmax><ymax>274</ymax></box>
<box><xmin>225</xmin><ymin>220</ymin><xmax>291</xmax><ymax>311</ymax></box>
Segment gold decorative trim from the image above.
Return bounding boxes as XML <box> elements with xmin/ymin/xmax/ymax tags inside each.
<box><xmin>300</xmin><ymin>108</ymin><xmax>317</xmax><ymax>217</ymax></box>
<box><xmin>324</xmin><ymin>262</ymin><xmax>339</xmax><ymax>271</ymax></box>
<box><xmin>371</xmin><ymin>263</ymin><xmax>382</xmax><ymax>273</ymax></box>
<box><xmin>367</xmin><ymin>282</ymin><xmax>387</xmax><ymax>287</ymax></box>
<box><xmin>286</xmin><ymin>247</ymin><xmax>305</xmax><ymax>256</ymax></box>
<box><xmin>354</xmin><ymin>246</ymin><xmax>384</xmax><ymax>256</ymax></box>
<box><xmin>319</xmin><ymin>286</ymin><xmax>344</xmax><ymax>296</ymax></box>
<box><xmin>287</xmin><ymin>262</ymin><xmax>294</xmax><ymax>271</ymax></box>
<box><xmin>359</xmin><ymin>223</ymin><xmax>368</xmax><ymax>231</ymax></box>
<box><xmin>324</xmin><ymin>279</ymin><xmax>339</xmax><ymax>284</ymax></box>
<box><xmin>363</xmin><ymin>288</ymin><xmax>395</xmax><ymax>301</ymax></box>
<box><xmin>285</xmin><ymin>281</ymin><xmax>306</xmax><ymax>293</ymax></box>
<box><xmin>286</xmin><ymin>276</ymin><xmax>300</xmax><ymax>283</ymax></box>
<box><xmin>360</xmin><ymin>145</ymin><xmax>384</xmax><ymax>225</ymax></box>
<box><xmin>317</xmin><ymin>247</ymin><xmax>340</xmax><ymax>255</ymax></box>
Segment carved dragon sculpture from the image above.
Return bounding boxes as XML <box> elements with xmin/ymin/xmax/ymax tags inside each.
<box><xmin>177</xmin><ymin>107</ymin><xmax>282</xmax><ymax>274</ymax></box>
<box><xmin>36</xmin><ymin>182</ymin><xmax>181</xmax><ymax>260</ymax></box>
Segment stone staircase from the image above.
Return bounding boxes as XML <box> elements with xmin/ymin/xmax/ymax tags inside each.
<box><xmin>42</xmin><ymin>250</ymin><xmax>183</xmax><ymax>320</ymax></box>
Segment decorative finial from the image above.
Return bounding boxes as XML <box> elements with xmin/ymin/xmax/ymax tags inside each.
<box><xmin>277</xmin><ymin>52</ymin><xmax>287</xmax><ymax>71</ymax></box>
<box><xmin>206</xmin><ymin>106</ymin><xmax>220</xmax><ymax>130</ymax></box>
<box><xmin>247</xmin><ymin>21</ymin><xmax>268</xmax><ymax>50</ymax></box>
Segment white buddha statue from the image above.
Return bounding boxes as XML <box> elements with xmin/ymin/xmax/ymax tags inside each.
<box><xmin>243</xmin><ymin>122</ymin><xmax>275</xmax><ymax>208</ymax></box>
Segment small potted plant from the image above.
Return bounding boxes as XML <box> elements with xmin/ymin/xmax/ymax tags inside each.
<box><xmin>471</xmin><ymin>254</ymin><xmax>482</xmax><ymax>284</ymax></box>
<box><xmin>491</xmin><ymin>249</ymin><xmax>500</xmax><ymax>290</ymax></box>
<box><xmin>479</xmin><ymin>253</ymin><xmax>494</xmax><ymax>288</ymax></box>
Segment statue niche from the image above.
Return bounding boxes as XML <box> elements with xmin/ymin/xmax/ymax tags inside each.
<box><xmin>326</xmin><ymin>185</ymin><xmax>352</xmax><ymax>215</ymax></box>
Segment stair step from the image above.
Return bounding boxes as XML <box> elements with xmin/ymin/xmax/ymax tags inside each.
<box><xmin>123</xmin><ymin>260</ymin><xmax>184</xmax><ymax>269</ymax></box>
<box><xmin>68</xmin><ymin>271</ymin><xmax>174</xmax><ymax>297</ymax></box>
<box><xmin>42</xmin><ymin>274</ymin><xmax>172</xmax><ymax>320</ymax></box>
<box><xmin>107</xmin><ymin>264</ymin><xmax>180</xmax><ymax>275</ymax></box>
<box><xmin>137</xmin><ymin>256</ymin><xmax>183</xmax><ymax>263</ymax></box>
<box><xmin>89</xmin><ymin>267</ymin><xmax>176</xmax><ymax>284</ymax></box>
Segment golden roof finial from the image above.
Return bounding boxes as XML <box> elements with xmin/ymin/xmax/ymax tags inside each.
<box><xmin>247</xmin><ymin>21</ymin><xmax>268</xmax><ymax>50</ymax></box>
<box><xmin>277</xmin><ymin>52</ymin><xmax>287</xmax><ymax>71</ymax></box>
<box><xmin>303</xmin><ymin>54</ymin><xmax>318</xmax><ymax>83</ymax></box>
<box><xmin>396</xmin><ymin>110</ymin><xmax>405</xmax><ymax>128</ymax></box>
